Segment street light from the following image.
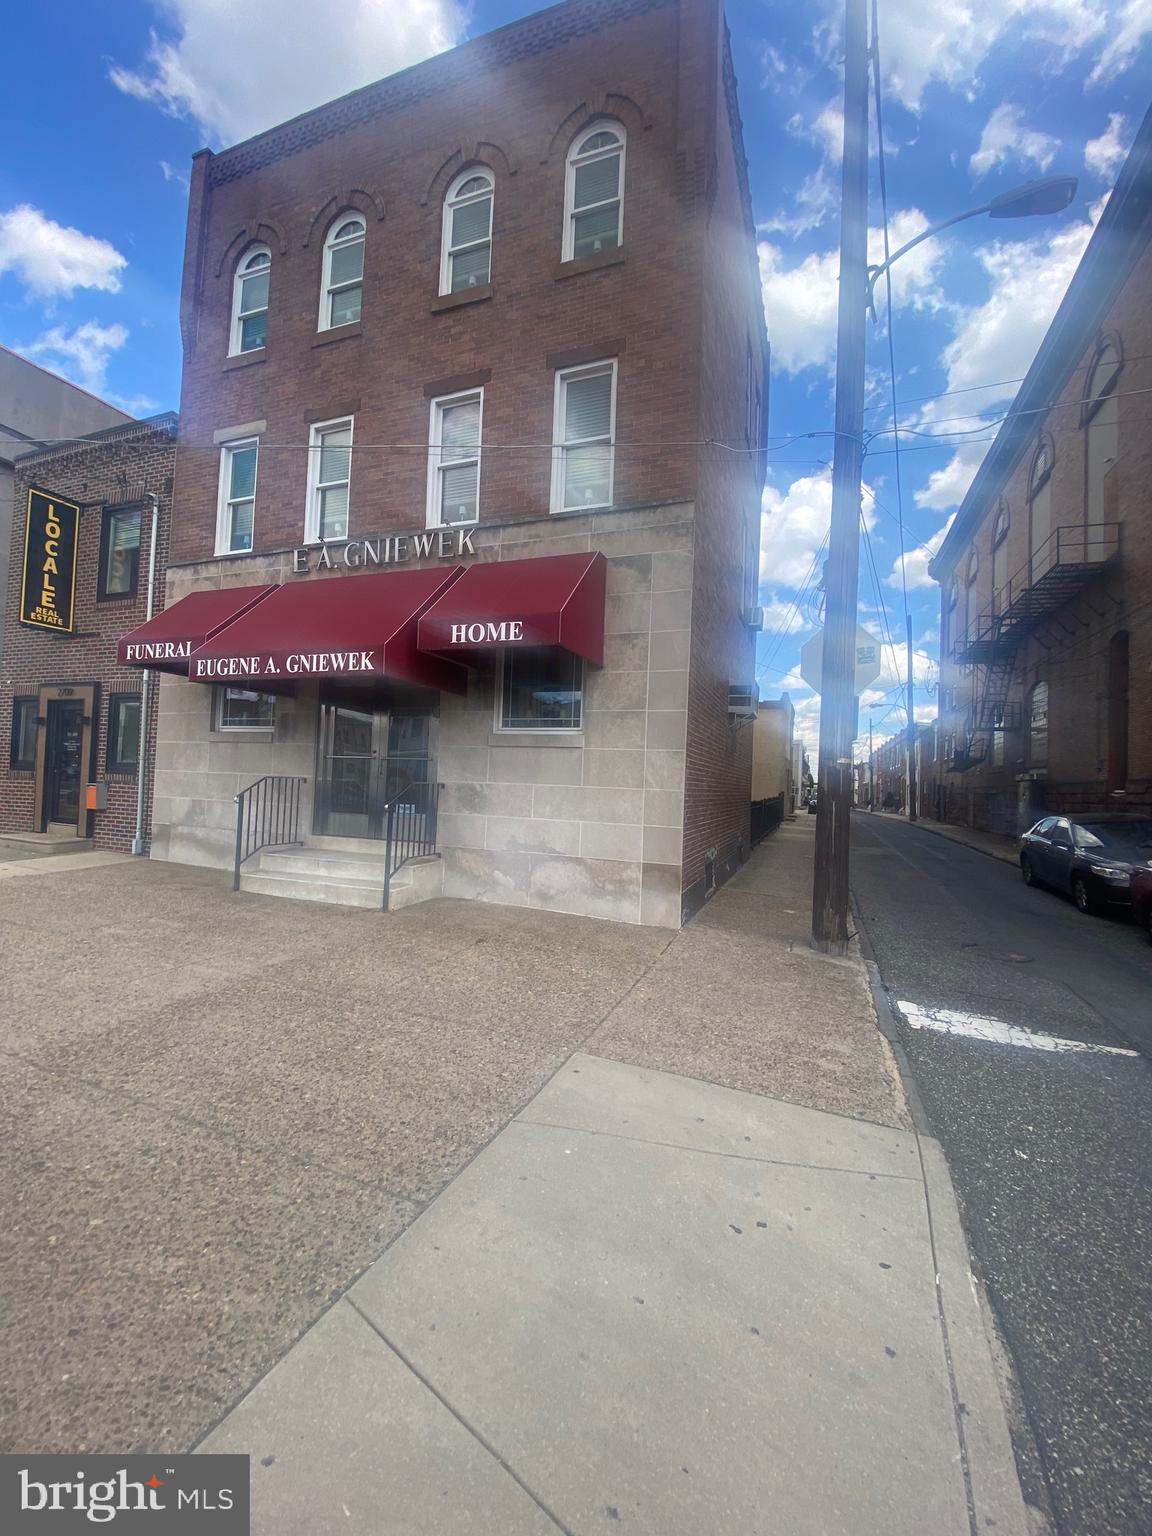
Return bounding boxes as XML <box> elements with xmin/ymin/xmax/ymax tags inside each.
<box><xmin>811</xmin><ymin>3</ymin><xmax>1080</xmax><ymax>956</ymax></box>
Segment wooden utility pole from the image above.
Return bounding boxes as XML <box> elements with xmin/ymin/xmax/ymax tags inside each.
<box><xmin>868</xmin><ymin>716</ymin><xmax>875</xmax><ymax>810</ymax></box>
<box><xmin>812</xmin><ymin>0</ymin><xmax>870</xmax><ymax>954</ymax></box>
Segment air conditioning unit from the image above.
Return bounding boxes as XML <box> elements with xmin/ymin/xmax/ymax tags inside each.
<box><xmin>727</xmin><ymin>682</ymin><xmax>759</xmax><ymax>720</ymax></box>
<box><xmin>745</xmin><ymin>604</ymin><xmax>764</xmax><ymax>632</ymax></box>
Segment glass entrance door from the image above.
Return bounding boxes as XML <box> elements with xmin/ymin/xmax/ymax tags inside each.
<box><xmin>46</xmin><ymin>699</ymin><xmax>84</xmax><ymax>825</ymax></box>
<box><xmin>314</xmin><ymin>703</ymin><xmax>432</xmax><ymax>839</ymax></box>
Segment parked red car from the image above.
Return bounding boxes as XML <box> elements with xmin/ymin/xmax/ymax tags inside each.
<box><xmin>1130</xmin><ymin>864</ymin><xmax>1152</xmax><ymax>944</ymax></box>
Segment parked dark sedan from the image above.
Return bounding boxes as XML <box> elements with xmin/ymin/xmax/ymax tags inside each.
<box><xmin>1019</xmin><ymin>815</ymin><xmax>1152</xmax><ymax>914</ymax></box>
<box><xmin>1130</xmin><ymin>864</ymin><xmax>1152</xmax><ymax>943</ymax></box>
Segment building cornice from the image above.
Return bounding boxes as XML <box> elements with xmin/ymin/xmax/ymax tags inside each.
<box><xmin>930</xmin><ymin>104</ymin><xmax>1152</xmax><ymax>580</ymax></box>
<box><xmin>204</xmin><ymin>0</ymin><xmax>675</xmax><ymax>188</ymax></box>
<box><xmin>14</xmin><ymin>413</ymin><xmax>179</xmax><ymax>467</ymax></box>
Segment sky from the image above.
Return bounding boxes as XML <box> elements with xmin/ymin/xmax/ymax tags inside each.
<box><xmin>1</xmin><ymin>0</ymin><xmax>1149</xmax><ymax>759</ymax></box>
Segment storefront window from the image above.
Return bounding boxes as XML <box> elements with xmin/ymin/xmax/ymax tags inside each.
<box><xmin>214</xmin><ymin>687</ymin><xmax>275</xmax><ymax>731</ymax></box>
<box><xmin>500</xmin><ymin>648</ymin><xmax>582</xmax><ymax>731</ymax></box>
<box><xmin>107</xmin><ymin>695</ymin><xmax>141</xmax><ymax>773</ymax></box>
<box><xmin>10</xmin><ymin>697</ymin><xmax>38</xmax><ymax>769</ymax></box>
<box><xmin>99</xmin><ymin>506</ymin><xmax>142</xmax><ymax>599</ymax></box>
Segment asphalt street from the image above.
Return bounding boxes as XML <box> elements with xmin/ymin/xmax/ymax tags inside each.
<box><xmin>851</xmin><ymin>812</ymin><xmax>1152</xmax><ymax>1536</ymax></box>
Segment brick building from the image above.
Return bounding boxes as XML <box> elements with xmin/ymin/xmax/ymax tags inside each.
<box><xmin>116</xmin><ymin>0</ymin><xmax>767</xmax><ymax>927</ymax></box>
<box><xmin>931</xmin><ymin>106</ymin><xmax>1152</xmax><ymax>836</ymax></box>
<box><xmin>0</xmin><ymin>415</ymin><xmax>177</xmax><ymax>850</ymax></box>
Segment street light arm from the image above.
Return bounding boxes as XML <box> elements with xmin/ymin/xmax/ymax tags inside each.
<box><xmin>866</xmin><ymin>204</ymin><xmax>991</xmax><ymax>318</ymax></box>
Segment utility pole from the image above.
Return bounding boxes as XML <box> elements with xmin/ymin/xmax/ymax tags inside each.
<box><xmin>812</xmin><ymin>0</ymin><xmax>869</xmax><ymax>955</ymax></box>
<box><xmin>905</xmin><ymin>613</ymin><xmax>917</xmax><ymax>821</ymax></box>
<box><xmin>868</xmin><ymin>716</ymin><xmax>874</xmax><ymax>810</ymax></box>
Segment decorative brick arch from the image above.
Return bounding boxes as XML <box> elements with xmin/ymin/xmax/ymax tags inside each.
<box><xmin>214</xmin><ymin>219</ymin><xmax>288</xmax><ymax>278</ymax></box>
<box><xmin>542</xmin><ymin>92</ymin><xmax>650</xmax><ymax>163</ymax></box>
<box><xmin>302</xmin><ymin>188</ymin><xmax>386</xmax><ymax>247</ymax></box>
<box><xmin>421</xmin><ymin>142</ymin><xmax>516</xmax><ymax>206</ymax></box>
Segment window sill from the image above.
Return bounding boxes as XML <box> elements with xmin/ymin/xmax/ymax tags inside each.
<box><xmin>96</xmin><ymin>592</ymin><xmax>139</xmax><ymax>605</ymax></box>
<box><xmin>223</xmin><ymin>348</ymin><xmax>266</xmax><ymax>372</ymax></box>
<box><xmin>431</xmin><ymin>284</ymin><xmax>493</xmax><ymax>313</ymax></box>
<box><xmin>554</xmin><ymin>249</ymin><xmax>625</xmax><ymax>281</ymax></box>
<box><xmin>313</xmin><ymin>321</ymin><xmax>363</xmax><ymax>347</ymax></box>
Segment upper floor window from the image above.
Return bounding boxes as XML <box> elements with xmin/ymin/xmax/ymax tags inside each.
<box><xmin>427</xmin><ymin>391</ymin><xmax>482</xmax><ymax>527</ymax></box>
<box><xmin>441</xmin><ymin>170</ymin><xmax>493</xmax><ymax>294</ymax></box>
<box><xmin>992</xmin><ymin>501</ymin><xmax>1009</xmax><ymax>547</ymax></box>
<box><xmin>564</xmin><ymin>122</ymin><xmax>625</xmax><ymax>261</ymax></box>
<box><xmin>320</xmin><ymin>215</ymin><xmax>365</xmax><ymax>330</ymax></box>
<box><xmin>1029</xmin><ymin>437</ymin><xmax>1053</xmax><ymax>500</ymax></box>
<box><xmin>216</xmin><ymin>438</ymin><xmax>258</xmax><ymax>555</ymax></box>
<box><xmin>98</xmin><ymin>505</ymin><xmax>141</xmax><ymax>600</ymax></box>
<box><xmin>966</xmin><ymin>546</ymin><xmax>979</xmax><ymax>585</ymax></box>
<box><xmin>552</xmin><ymin>360</ymin><xmax>616</xmax><ymax>512</ymax></box>
<box><xmin>230</xmin><ymin>246</ymin><xmax>270</xmax><ymax>355</ymax></box>
<box><xmin>1085</xmin><ymin>336</ymin><xmax>1121</xmax><ymax>524</ymax></box>
<box><xmin>306</xmin><ymin>418</ymin><xmax>353</xmax><ymax>542</ymax></box>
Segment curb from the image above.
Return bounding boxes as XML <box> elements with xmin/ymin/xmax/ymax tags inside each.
<box><xmin>904</xmin><ymin>817</ymin><xmax>1019</xmax><ymax>868</ymax></box>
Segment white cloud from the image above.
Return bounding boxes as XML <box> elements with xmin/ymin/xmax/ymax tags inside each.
<box><xmin>110</xmin><ymin>0</ymin><xmax>467</xmax><ymax>146</ymax></box>
<box><xmin>760</xmin><ymin>208</ymin><xmax>944</xmax><ymax>375</ymax></box>
<box><xmin>1087</xmin><ymin>0</ymin><xmax>1152</xmax><ymax>83</ymax></box>
<box><xmin>887</xmin><ymin>514</ymin><xmax>955</xmax><ymax>589</ymax></box>
<box><xmin>0</xmin><ymin>205</ymin><xmax>126</xmax><ymax>300</ymax></box>
<box><xmin>160</xmin><ymin>159</ymin><xmax>191</xmax><ymax>191</ymax></box>
<box><xmin>1084</xmin><ymin>112</ymin><xmax>1129</xmax><ymax>178</ymax></box>
<box><xmin>760</xmin><ymin>468</ymin><xmax>877</xmax><ymax>596</ymax></box>
<box><xmin>968</xmin><ymin>103</ymin><xmax>1059</xmax><ymax>179</ymax></box>
<box><xmin>23</xmin><ymin>321</ymin><xmax>129</xmax><ymax>396</ymax></box>
<box><xmin>912</xmin><ymin>206</ymin><xmax>1098</xmax><ymax>510</ymax></box>
<box><xmin>758</xmin><ymin>595</ymin><xmax>812</xmax><ymax>637</ymax></box>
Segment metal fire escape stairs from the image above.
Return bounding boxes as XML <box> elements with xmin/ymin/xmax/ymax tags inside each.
<box><xmin>951</xmin><ymin>523</ymin><xmax>1119</xmax><ymax>771</ymax></box>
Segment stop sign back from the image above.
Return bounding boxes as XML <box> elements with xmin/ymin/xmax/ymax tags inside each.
<box><xmin>799</xmin><ymin>626</ymin><xmax>882</xmax><ymax>695</ymax></box>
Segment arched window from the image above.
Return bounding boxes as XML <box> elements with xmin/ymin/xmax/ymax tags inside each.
<box><xmin>1084</xmin><ymin>336</ymin><xmax>1121</xmax><ymax>525</ymax></box>
<box><xmin>319</xmin><ymin>215</ymin><xmax>365</xmax><ymax>330</ymax></box>
<box><xmin>440</xmin><ymin>170</ymin><xmax>493</xmax><ymax>295</ymax></box>
<box><xmin>230</xmin><ymin>246</ymin><xmax>270</xmax><ymax>355</ymax></box>
<box><xmin>966</xmin><ymin>546</ymin><xmax>979</xmax><ymax>585</ymax></box>
<box><xmin>1028</xmin><ymin>681</ymin><xmax>1048</xmax><ymax>768</ymax></box>
<box><xmin>1028</xmin><ymin>436</ymin><xmax>1054</xmax><ymax>576</ymax></box>
<box><xmin>564</xmin><ymin>122</ymin><xmax>625</xmax><ymax>260</ymax></box>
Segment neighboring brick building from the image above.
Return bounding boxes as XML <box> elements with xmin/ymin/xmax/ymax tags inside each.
<box><xmin>750</xmin><ymin>694</ymin><xmax>794</xmax><ymax>839</ymax></box>
<box><xmin>931</xmin><ymin>106</ymin><xmax>1152</xmax><ymax>835</ymax></box>
<box><xmin>0</xmin><ymin>415</ymin><xmax>177</xmax><ymax>851</ymax></box>
<box><xmin>120</xmin><ymin>0</ymin><xmax>767</xmax><ymax>926</ymax></box>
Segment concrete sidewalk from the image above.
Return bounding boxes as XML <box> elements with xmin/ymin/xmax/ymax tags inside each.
<box><xmin>196</xmin><ymin>825</ymin><xmax>1030</xmax><ymax>1535</ymax></box>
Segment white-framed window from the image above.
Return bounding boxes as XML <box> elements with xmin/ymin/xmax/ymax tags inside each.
<box><xmin>230</xmin><ymin>246</ymin><xmax>270</xmax><ymax>355</ymax></box>
<box><xmin>427</xmin><ymin>390</ymin><xmax>482</xmax><ymax>527</ymax></box>
<box><xmin>215</xmin><ymin>438</ymin><xmax>258</xmax><ymax>554</ymax></box>
<box><xmin>306</xmin><ymin>418</ymin><xmax>353</xmax><ymax>542</ymax></box>
<box><xmin>319</xmin><ymin>214</ymin><xmax>365</xmax><ymax>330</ymax></box>
<box><xmin>213</xmin><ymin>687</ymin><xmax>275</xmax><ymax>732</ymax></box>
<box><xmin>498</xmin><ymin>647</ymin><xmax>583</xmax><ymax>732</ymax></box>
<box><xmin>551</xmin><ymin>360</ymin><xmax>616</xmax><ymax>513</ymax></box>
<box><xmin>563</xmin><ymin>121</ymin><xmax>625</xmax><ymax>261</ymax></box>
<box><xmin>440</xmin><ymin>169</ymin><xmax>493</xmax><ymax>295</ymax></box>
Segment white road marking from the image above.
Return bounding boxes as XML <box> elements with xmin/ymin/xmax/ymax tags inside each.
<box><xmin>895</xmin><ymin>1000</ymin><xmax>1141</xmax><ymax>1057</ymax></box>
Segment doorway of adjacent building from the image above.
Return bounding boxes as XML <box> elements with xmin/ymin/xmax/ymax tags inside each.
<box><xmin>44</xmin><ymin>698</ymin><xmax>85</xmax><ymax>826</ymax></box>
<box><xmin>313</xmin><ymin>699</ymin><xmax>433</xmax><ymax>839</ymax></box>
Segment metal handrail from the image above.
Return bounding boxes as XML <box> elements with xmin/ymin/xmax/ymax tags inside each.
<box><xmin>382</xmin><ymin>779</ymin><xmax>441</xmax><ymax>910</ymax></box>
<box><xmin>233</xmin><ymin>775</ymin><xmax>307</xmax><ymax>890</ymax></box>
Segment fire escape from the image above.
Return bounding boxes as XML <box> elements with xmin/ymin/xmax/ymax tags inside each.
<box><xmin>950</xmin><ymin>522</ymin><xmax>1120</xmax><ymax>770</ymax></box>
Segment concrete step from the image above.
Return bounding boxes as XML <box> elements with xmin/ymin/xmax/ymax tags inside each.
<box><xmin>305</xmin><ymin>834</ymin><xmax>391</xmax><ymax>855</ymax></box>
<box><xmin>239</xmin><ymin>867</ymin><xmax>385</xmax><ymax>909</ymax></box>
<box><xmin>388</xmin><ymin>856</ymin><xmax>444</xmax><ymax>910</ymax></box>
<box><xmin>258</xmin><ymin>846</ymin><xmax>388</xmax><ymax>881</ymax></box>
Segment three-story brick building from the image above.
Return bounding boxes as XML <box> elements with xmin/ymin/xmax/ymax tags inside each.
<box><xmin>119</xmin><ymin>0</ymin><xmax>768</xmax><ymax>925</ymax></box>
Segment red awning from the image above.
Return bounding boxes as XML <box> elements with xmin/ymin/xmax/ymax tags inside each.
<box><xmin>186</xmin><ymin>567</ymin><xmax>470</xmax><ymax>694</ymax></box>
<box><xmin>417</xmin><ymin>552</ymin><xmax>606</xmax><ymax>666</ymax></box>
<box><xmin>118</xmin><ymin>584</ymin><xmax>277</xmax><ymax>673</ymax></box>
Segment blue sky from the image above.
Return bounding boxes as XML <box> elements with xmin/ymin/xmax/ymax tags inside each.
<box><xmin>2</xmin><ymin>0</ymin><xmax>1148</xmax><ymax>755</ymax></box>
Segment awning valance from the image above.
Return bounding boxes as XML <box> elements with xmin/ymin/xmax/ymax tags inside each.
<box><xmin>417</xmin><ymin>551</ymin><xmax>606</xmax><ymax>665</ymax></box>
<box><xmin>186</xmin><ymin>567</ymin><xmax>469</xmax><ymax>694</ymax></box>
<box><xmin>117</xmin><ymin>584</ymin><xmax>277</xmax><ymax>673</ymax></box>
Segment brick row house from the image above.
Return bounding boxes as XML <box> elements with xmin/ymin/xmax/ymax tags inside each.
<box><xmin>113</xmin><ymin>0</ymin><xmax>768</xmax><ymax>926</ymax></box>
<box><xmin>931</xmin><ymin>106</ymin><xmax>1152</xmax><ymax>836</ymax></box>
<box><xmin>0</xmin><ymin>416</ymin><xmax>177</xmax><ymax>850</ymax></box>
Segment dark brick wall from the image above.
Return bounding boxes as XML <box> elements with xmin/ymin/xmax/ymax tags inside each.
<box><xmin>935</xmin><ymin>235</ymin><xmax>1152</xmax><ymax>826</ymax></box>
<box><xmin>0</xmin><ymin>424</ymin><xmax>177</xmax><ymax>851</ymax></box>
